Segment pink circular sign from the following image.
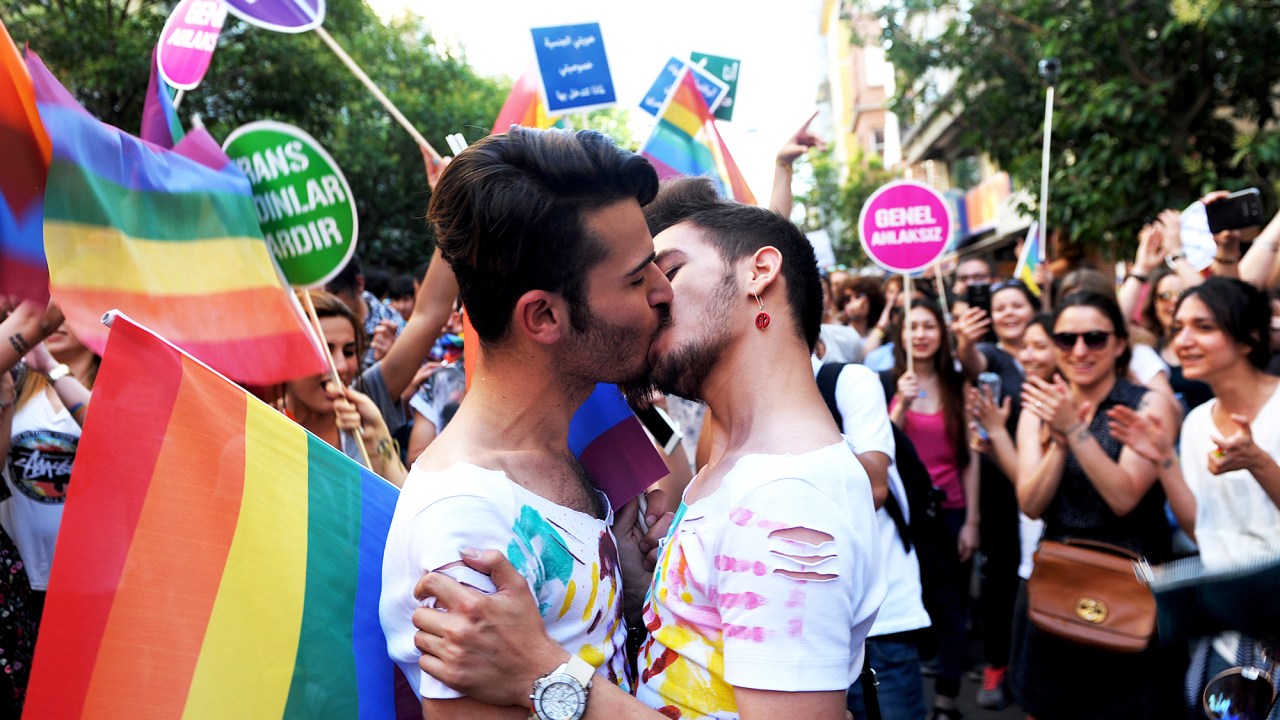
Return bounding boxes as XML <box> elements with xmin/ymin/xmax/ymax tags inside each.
<box><xmin>157</xmin><ymin>0</ymin><xmax>227</xmax><ymax>91</ymax></box>
<box><xmin>858</xmin><ymin>180</ymin><xmax>953</xmax><ymax>273</ymax></box>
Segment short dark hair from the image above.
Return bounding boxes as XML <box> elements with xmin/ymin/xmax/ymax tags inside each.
<box><xmin>428</xmin><ymin>127</ymin><xmax>659</xmax><ymax>345</ymax></box>
<box><xmin>644</xmin><ymin>176</ymin><xmax>723</xmax><ymax>236</ymax></box>
<box><xmin>325</xmin><ymin>255</ymin><xmax>362</xmax><ymax>296</ymax></box>
<box><xmin>679</xmin><ymin>204</ymin><xmax>823</xmax><ymax>350</ymax></box>
<box><xmin>1178</xmin><ymin>277</ymin><xmax>1272</xmax><ymax>370</ymax></box>
<box><xmin>363</xmin><ymin>267</ymin><xmax>390</xmax><ymax>299</ymax></box>
<box><xmin>388</xmin><ymin>274</ymin><xmax>415</xmax><ymax>301</ymax></box>
<box><xmin>1053</xmin><ymin>290</ymin><xmax>1130</xmax><ymax>377</ymax></box>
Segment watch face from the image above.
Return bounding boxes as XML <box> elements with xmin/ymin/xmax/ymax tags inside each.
<box><xmin>535</xmin><ymin>679</ymin><xmax>586</xmax><ymax>720</ymax></box>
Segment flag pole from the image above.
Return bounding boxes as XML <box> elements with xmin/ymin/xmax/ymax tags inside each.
<box><xmin>902</xmin><ymin>272</ymin><xmax>913</xmax><ymax>375</ymax></box>
<box><xmin>1036</xmin><ymin>58</ymin><xmax>1059</xmax><ymax>264</ymax></box>
<box><xmin>313</xmin><ymin>26</ymin><xmax>440</xmax><ymax>160</ymax></box>
<box><xmin>298</xmin><ymin>290</ymin><xmax>374</xmax><ymax>469</ymax></box>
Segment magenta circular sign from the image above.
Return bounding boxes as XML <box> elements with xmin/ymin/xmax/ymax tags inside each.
<box><xmin>157</xmin><ymin>0</ymin><xmax>227</xmax><ymax>91</ymax></box>
<box><xmin>858</xmin><ymin>180</ymin><xmax>953</xmax><ymax>273</ymax></box>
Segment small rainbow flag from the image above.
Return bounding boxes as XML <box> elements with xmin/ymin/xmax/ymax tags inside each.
<box><xmin>491</xmin><ymin>59</ymin><xmax>560</xmax><ymax>134</ymax></box>
<box><xmin>27</xmin><ymin>50</ymin><xmax>327</xmax><ymax>385</ymax></box>
<box><xmin>461</xmin><ymin>315</ymin><xmax>668</xmax><ymax>509</ymax></box>
<box><xmin>24</xmin><ymin>312</ymin><xmax>400</xmax><ymax>719</ymax></box>
<box><xmin>0</xmin><ymin>20</ymin><xmax>51</xmax><ymax>304</ymax></box>
<box><xmin>641</xmin><ymin>67</ymin><xmax>755</xmax><ymax>205</ymax></box>
<box><xmin>140</xmin><ymin>46</ymin><xmax>186</xmax><ymax>149</ymax></box>
<box><xmin>1015</xmin><ymin>222</ymin><xmax>1042</xmax><ymax>296</ymax></box>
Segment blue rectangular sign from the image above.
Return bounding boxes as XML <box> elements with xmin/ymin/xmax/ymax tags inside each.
<box><xmin>531</xmin><ymin>22</ymin><xmax>617</xmax><ymax>115</ymax></box>
<box><xmin>638</xmin><ymin>57</ymin><xmax>729</xmax><ymax>117</ymax></box>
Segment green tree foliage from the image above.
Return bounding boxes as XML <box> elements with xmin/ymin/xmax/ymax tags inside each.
<box><xmin>798</xmin><ymin>147</ymin><xmax>897</xmax><ymax>268</ymax></box>
<box><xmin>3</xmin><ymin>0</ymin><xmax>508</xmax><ymax>273</ymax></box>
<box><xmin>872</xmin><ymin>0</ymin><xmax>1280</xmax><ymax>250</ymax></box>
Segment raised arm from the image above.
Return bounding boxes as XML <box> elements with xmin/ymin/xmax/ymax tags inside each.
<box><xmin>1238</xmin><ymin>203</ymin><xmax>1280</xmax><ymax>289</ymax></box>
<box><xmin>1118</xmin><ymin>223</ymin><xmax>1162</xmax><ymax>323</ymax></box>
<box><xmin>768</xmin><ymin>111</ymin><xmax>823</xmax><ymax>216</ymax></box>
<box><xmin>376</xmin><ymin>246</ymin><xmax>459</xmax><ymax>400</ymax></box>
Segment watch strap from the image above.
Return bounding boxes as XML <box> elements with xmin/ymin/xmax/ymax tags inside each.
<box><xmin>563</xmin><ymin>654</ymin><xmax>596</xmax><ymax>687</ymax></box>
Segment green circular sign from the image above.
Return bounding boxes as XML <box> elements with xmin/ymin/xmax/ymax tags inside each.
<box><xmin>222</xmin><ymin>120</ymin><xmax>358</xmax><ymax>288</ymax></box>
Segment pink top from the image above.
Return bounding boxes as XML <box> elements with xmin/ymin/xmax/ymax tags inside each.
<box><xmin>890</xmin><ymin>399</ymin><xmax>965</xmax><ymax>509</ymax></box>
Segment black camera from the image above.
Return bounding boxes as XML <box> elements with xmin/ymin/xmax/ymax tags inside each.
<box><xmin>1038</xmin><ymin>57</ymin><xmax>1061</xmax><ymax>84</ymax></box>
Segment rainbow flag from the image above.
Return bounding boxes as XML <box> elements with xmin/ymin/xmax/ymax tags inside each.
<box><xmin>27</xmin><ymin>50</ymin><xmax>327</xmax><ymax>385</ymax></box>
<box><xmin>642</xmin><ymin>67</ymin><xmax>755</xmax><ymax>205</ymax></box>
<box><xmin>24</xmin><ymin>313</ymin><xmax>400</xmax><ymax>719</ymax></box>
<box><xmin>1015</xmin><ymin>222</ymin><xmax>1042</xmax><ymax>296</ymax></box>
<box><xmin>0</xmin><ymin>20</ymin><xmax>51</xmax><ymax>304</ymax></box>
<box><xmin>491</xmin><ymin>59</ymin><xmax>560</xmax><ymax>134</ymax></box>
<box><xmin>140</xmin><ymin>46</ymin><xmax>186</xmax><ymax>149</ymax></box>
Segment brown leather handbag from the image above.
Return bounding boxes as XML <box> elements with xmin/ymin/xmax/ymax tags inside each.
<box><xmin>1027</xmin><ymin>539</ymin><xmax>1156</xmax><ymax>653</ymax></box>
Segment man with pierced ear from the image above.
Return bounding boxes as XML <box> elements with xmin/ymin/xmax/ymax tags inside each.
<box><xmin>407</xmin><ymin>193</ymin><xmax>886</xmax><ymax>720</ymax></box>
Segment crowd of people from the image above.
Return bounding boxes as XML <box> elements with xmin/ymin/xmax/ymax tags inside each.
<box><xmin>2</xmin><ymin>119</ymin><xmax>1279</xmax><ymax>720</ymax></box>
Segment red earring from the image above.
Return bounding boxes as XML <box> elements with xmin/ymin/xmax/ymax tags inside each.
<box><xmin>754</xmin><ymin>293</ymin><xmax>770</xmax><ymax>330</ymax></box>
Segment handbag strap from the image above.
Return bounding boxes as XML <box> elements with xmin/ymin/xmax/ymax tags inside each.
<box><xmin>1055</xmin><ymin>537</ymin><xmax>1145</xmax><ymax>563</ymax></box>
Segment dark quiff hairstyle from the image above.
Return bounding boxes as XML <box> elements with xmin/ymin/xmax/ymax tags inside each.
<box><xmin>679</xmin><ymin>203</ymin><xmax>824</xmax><ymax>351</ymax></box>
<box><xmin>644</xmin><ymin>176</ymin><xmax>723</xmax><ymax>236</ymax></box>
<box><xmin>892</xmin><ymin>297</ymin><xmax>969</xmax><ymax>471</ymax></box>
<box><xmin>1177</xmin><ymin>277</ymin><xmax>1272</xmax><ymax>370</ymax></box>
<box><xmin>427</xmin><ymin>127</ymin><xmax>659</xmax><ymax>346</ymax></box>
<box><xmin>1053</xmin><ymin>290</ymin><xmax>1131</xmax><ymax>378</ymax></box>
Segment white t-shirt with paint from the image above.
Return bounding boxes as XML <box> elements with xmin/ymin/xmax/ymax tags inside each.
<box><xmin>2</xmin><ymin>391</ymin><xmax>80</xmax><ymax>591</ymax></box>
<box><xmin>636</xmin><ymin>442</ymin><xmax>884</xmax><ymax>719</ymax></box>
<box><xmin>380</xmin><ymin>462</ymin><xmax>631</xmax><ymax>700</ymax></box>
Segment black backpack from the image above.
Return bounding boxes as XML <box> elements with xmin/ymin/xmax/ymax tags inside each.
<box><xmin>816</xmin><ymin>363</ymin><xmax>961</xmax><ymax>653</ymax></box>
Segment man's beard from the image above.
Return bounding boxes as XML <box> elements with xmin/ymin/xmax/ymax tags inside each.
<box><xmin>621</xmin><ymin>273</ymin><xmax>737</xmax><ymax>405</ymax></box>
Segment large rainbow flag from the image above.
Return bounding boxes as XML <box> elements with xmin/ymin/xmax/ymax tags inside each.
<box><xmin>490</xmin><ymin>59</ymin><xmax>560</xmax><ymax>134</ymax></box>
<box><xmin>26</xmin><ymin>50</ymin><xmax>327</xmax><ymax>385</ymax></box>
<box><xmin>24</xmin><ymin>313</ymin><xmax>400</xmax><ymax>719</ymax></box>
<box><xmin>0</xmin><ymin>21</ymin><xmax>51</xmax><ymax>304</ymax></box>
<box><xmin>641</xmin><ymin>67</ymin><xmax>755</xmax><ymax>205</ymax></box>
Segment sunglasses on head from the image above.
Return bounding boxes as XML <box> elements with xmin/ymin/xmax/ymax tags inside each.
<box><xmin>1053</xmin><ymin>330</ymin><xmax>1113</xmax><ymax>351</ymax></box>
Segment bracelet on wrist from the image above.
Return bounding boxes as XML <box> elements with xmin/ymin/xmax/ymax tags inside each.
<box><xmin>1125</xmin><ymin>272</ymin><xmax>1149</xmax><ymax>283</ymax></box>
<box><xmin>1214</xmin><ymin>255</ymin><xmax>1239</xmax><ymax>265</ymax></box>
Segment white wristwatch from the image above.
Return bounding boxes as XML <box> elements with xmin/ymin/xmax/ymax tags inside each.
<box><xmin>530</xmin><ymin>654</ymin><xmax>594</xmax><ymax>720</ymax></box>
<box><xmin>45</xmin><ymin>363</ymin><xmax>72</xmax><ymax>384</ymax></box>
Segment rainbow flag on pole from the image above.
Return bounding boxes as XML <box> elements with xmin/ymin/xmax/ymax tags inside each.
<box><xmin>491</xmin><ymin>59</ymin><xmax>560</xmax><ymax>134</ymax></box>
<box><xmin>641</xmin><ymin>67</ymin><xmax>755</xmax><ymax>205</ymax></box>
<box><xmin>26</xmin><ymin>50</ymin><xmax>327</xmax><ymax>385</ymax></box>
<box><xmin>140</xmin><ymin>46</ymin><xmax>186</xmax><ymax>149</ymax></box>
<box><xmin>0</xmin><ymin>20</ymin><xmax>51</xmax><ymax>303</ymax></box>
<box><xmin>1014</xmin><ymin>222</ymin><xmax>1042</xmax><ymax>296</ymax></box>
<box><xmin>24</xmin><ymin>312</ymin><xmax>400</xmax><ymax>719</ymax></box>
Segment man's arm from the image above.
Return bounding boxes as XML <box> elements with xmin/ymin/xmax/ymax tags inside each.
<box><xmin>376</xmin><ymin>246</ymin><xmax>460</xmax><ymax>400</ymax></box>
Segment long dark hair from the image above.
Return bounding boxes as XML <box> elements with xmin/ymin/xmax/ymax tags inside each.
<box><xmin>892</xmin><ymin>297</ymin><xmax>968</xmax><ymax>471</ymax></box>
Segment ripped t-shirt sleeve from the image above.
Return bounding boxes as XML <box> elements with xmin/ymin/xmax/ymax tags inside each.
<box><xmin>711</xmin><ymin>477</ymin><xmax>868</xmax><ymax>692</ymax></box>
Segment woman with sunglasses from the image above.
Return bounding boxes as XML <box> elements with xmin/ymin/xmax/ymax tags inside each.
<box><xmin>1010</xmin><ymin>290</ymin><xmax>1184</xmax><ymax>719</ymax></box>
<box><xmin>888</xmin><ymin>297</ymin><xmax>976</xmax><ymax>720</ymax></box>
<box><xmin>1109</xmin><ymin>278</ymin><xmax>1280</xmax><ymax>719</ymax></box>
<box><xmin>953</xmin><ymin>279</ymin><xmax>1039</xmax><ymax>709</ymax></box>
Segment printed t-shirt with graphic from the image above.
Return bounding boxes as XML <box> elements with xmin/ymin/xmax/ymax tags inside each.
<box><xmin>636</xmin><ymin>441</ymin><xmax>885</xmax><ymax>719</ymax></box>
<box><xmin>380</xmin><ymin>463</ymin><xmax>632</xmax><ymax>699</ymax></box>
<box><xmin>1</xmin><ymin>392</ymin><xmax>79</xmax><ymax>591</ymax></box>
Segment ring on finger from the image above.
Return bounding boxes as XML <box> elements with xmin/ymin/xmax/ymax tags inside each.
<box><xmin>1036</xmin><ymin>400</ymin><xmax>1044</xmax><ymax>408</ymax></box>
